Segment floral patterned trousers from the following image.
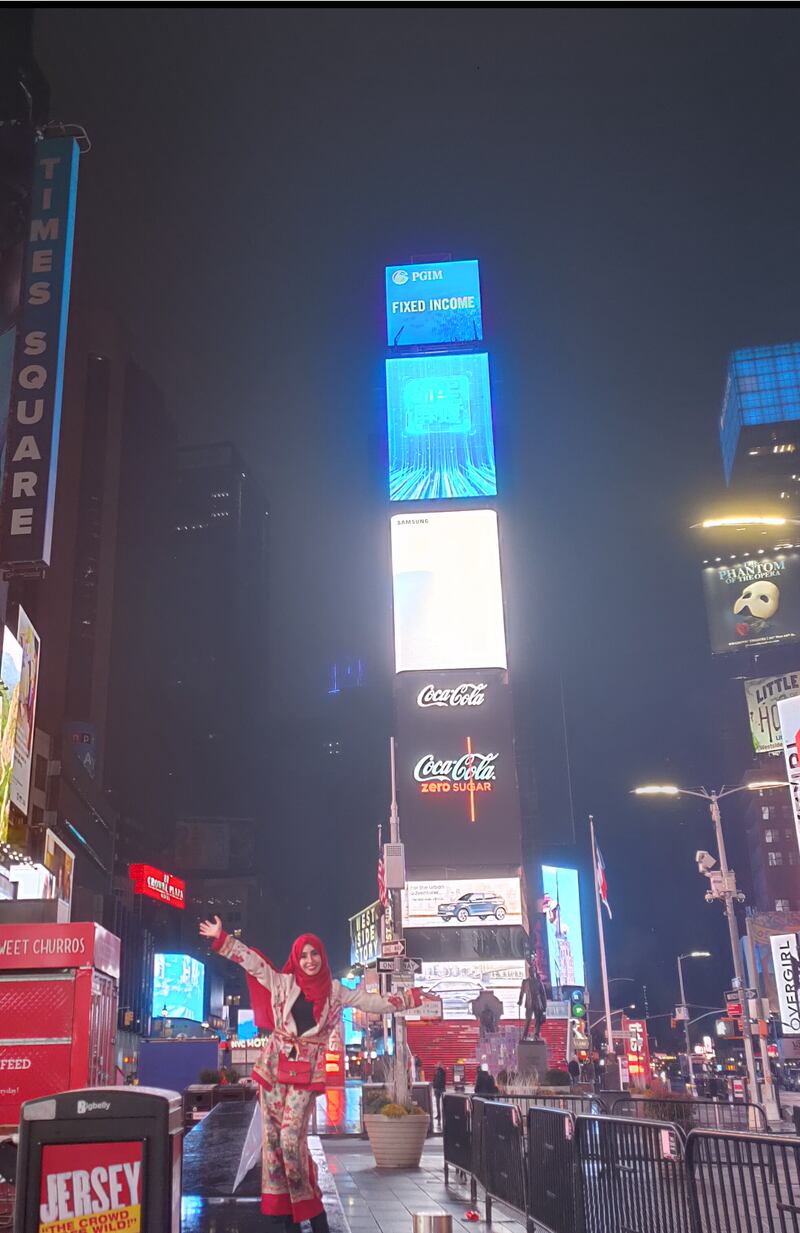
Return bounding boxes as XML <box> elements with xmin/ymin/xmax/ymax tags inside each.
<box><xmin>259</xmin><ymin>1081</ymin><xmax>323</xmax><ymax>1221</ymax></box>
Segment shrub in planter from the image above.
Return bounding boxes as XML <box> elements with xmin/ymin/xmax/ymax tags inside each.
<box><xmin>363</xmin><ymin>1088</ymin><xmax>429</xmax><ymax>1168</ymax></box>
<box><xmin>199</xmin><ymin>1069</ymin><xmax>221</xmax><ymax>1084</ymax></box>
<box><xmin>543</xmin><ymin>1068</ymin><xmax>571</xmax><ymax>1087</ymax></box>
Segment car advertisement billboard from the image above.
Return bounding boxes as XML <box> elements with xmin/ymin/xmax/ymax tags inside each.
<box><xmin>152</xmin><ymin>953</ymin><xmax>204</xmax><ymax>1021</ymax></box>
<box><xmin>386</xmin><ymin>353</ymin><xmax>496</xmax><ymax>501</ymax></box>
<box><xmin>394</xmin><ymin>669</ymin><xmax>522</xmax><ymax>869</ymax></box>
<box><xmin>11</xmin><ymin>606</ymin><xmax>40</xmax><ymax>816</ymax></box>
<box><xmin>414</xmin><ymin>959</ymin><xmax>526</xmax><ymax>1020</ymax></box>
<box><xmin>386</xmin><ymin>259</ymin><xmax>482</xmax><ymax>348</ymax></box>
<box><xmin>702</xmin><ymin>554</ymin><xmax>800</xmax><ymax>654</ymax></box>
<box><xmin>541</xmin><ymin>865</ymin><xmax>585</xmax><ymax>989</ymax></box>
<box><xmin>744</xmin><ymin>671</ymin><xmax>800</xmax><ymax>754</ymax></box>
<box><xmin>770</xmin><ymin>933</ymin><xmax>800</xmax><ymax>1036</ymax></box>
<box><xmin>0</xmin><ymin>626</ymin><xmax>23</xmax><ymax>843</ymax></box>
<box><xmin>391</xmin><ymin>510</ymin><xmax>507</xmax><ymax>673</ymax></box>
<box><xmin>401</xmin><ymin>876</ymin><xmax>523</xmax><ymax>930</ymax></box>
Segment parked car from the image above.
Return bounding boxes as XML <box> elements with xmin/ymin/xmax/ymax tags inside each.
<box><xmin>437</xmin><ymin>892</ymin><xmax>507</xmax><ymax>923</ymax></box>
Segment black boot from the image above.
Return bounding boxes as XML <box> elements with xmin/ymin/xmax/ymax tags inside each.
<box><xmin>284</xmin><ymin>1220</ymin><xmax>302</xmax><ymax>1233</ymax></box>
<box><xmin>310</xmin><ymin>1211</ymin><xmax>330</xmax><ymax>1233</ymax></box>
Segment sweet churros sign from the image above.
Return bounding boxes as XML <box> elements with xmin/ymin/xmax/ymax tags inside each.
<box><xmin>39</xmin><ymin>1141</ymin><xmax>142</xmax><ymax>1232</ymax></box>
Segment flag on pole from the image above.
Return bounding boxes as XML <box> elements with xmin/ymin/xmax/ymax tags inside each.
<box><xmin>596</xmin><ymin>845</ymin><xmax>612</xmax><ymax>919</ymax></box>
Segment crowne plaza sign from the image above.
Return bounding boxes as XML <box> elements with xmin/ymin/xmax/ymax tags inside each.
<box><xmin>129</xmin><ymin>863</ymin><xmax>186</xmax><ymax>909</ymax></box>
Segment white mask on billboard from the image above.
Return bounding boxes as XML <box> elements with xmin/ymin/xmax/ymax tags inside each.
<box><xmin>733</xmin><ymin>581</ymin><xmax>780</xmax><ymax>619</ymax></box>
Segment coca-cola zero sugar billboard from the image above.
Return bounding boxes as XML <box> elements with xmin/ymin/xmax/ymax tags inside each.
<box><xmin>395</xmin><ymin>669</ymin><xmax>523</xmax><ymax>872</ymax></box>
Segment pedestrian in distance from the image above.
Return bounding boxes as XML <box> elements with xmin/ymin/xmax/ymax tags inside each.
<box><xmin>199</xmin><ymin>915</ymin><xmax>422</xmax><ymax>1231</ymax></box>
<box><xmin>433</xmin><ymin>1063</ymin><xmax>446</xmax><ymax>1126</ymax></box>
<box><xmin>474</xmin><ymin>1064</ymin><xmax>498</xmax><ymax>1096</ymax></box>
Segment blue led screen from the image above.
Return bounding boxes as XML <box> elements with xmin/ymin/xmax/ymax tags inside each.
<box><xmin>720</xmin><ymin>343</ymin><xmax>800</xmax><ymax>482</ymax></box>
<box><xmin>386</xmin><ymin>260</ymin><xmax>482</xmax><ymax>347</ymax></box>
<box><xmin>387</xmin><ymin>353</ymin><xmax>497</xmax><ymax>501</ymax></box>
<box><xmin>541</xmin><ymin>866</ymin><xmax>585</xmax><ymax>990</ymax></box>
<box><xmin>153</xmin><ymin>953</ymin><xmax>205</xmax><ymax>1021</ymax></box>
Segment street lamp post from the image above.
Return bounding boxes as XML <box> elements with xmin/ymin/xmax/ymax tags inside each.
<box><xmin>633</xmin><ymin>779</ymin><xmax>787</xmax><ymax>1108</ymax></box>
<box><xmin>677</xmin><ymin>951</ymin><xmax>711</xmax><ymax>1093</ymax></box>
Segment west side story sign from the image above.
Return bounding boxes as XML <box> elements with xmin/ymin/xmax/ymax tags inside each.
<box><xmin>0</xmin><ymin>138</ymin><xmax>79</xmax><ymax>573</ymax></box>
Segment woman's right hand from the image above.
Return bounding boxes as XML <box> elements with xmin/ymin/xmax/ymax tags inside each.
<box><xmin>199</xmin><ymin>915</ymin><xmax>222</xmax><ymax>940</ymax></box>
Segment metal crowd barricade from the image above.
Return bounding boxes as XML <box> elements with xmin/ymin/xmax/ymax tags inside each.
<box><xmin>686</xmin><ymin>1128</ymin><xmax>800</xmax><ymax>1233</ymax></box>
<box><xmin>481</xmin><ymin>1100</ymin><xmax>527</xmax><ymax>1222</ymax></box>
<box><xmin>611</xmin><ymin>1096</ymin><xmax>768</xmax><ymax>1134</ymax></box>
<box><xmin>526</xmin><ymin>1106</ymin><xmax>578</xmax><ymax>1233</ymax></box>
<box><xmin>471</xmin><ymin>1096</ymin><xmax>489</xmax><ymax>1193</ymax></box>
<box><xmin>576</xmin><ymin>1114</ymin><xmax>693</xmax><ymax>1233</ymax></box>
<box><xmin>506</xmin><ymin>1092</ymin><xmax>607</xmax><ymax>1120</ymax></box>
<box><xmin>442</xmin><ymin>1093</ymin><xmax>476</xmax><ymax>1205</ymax></box>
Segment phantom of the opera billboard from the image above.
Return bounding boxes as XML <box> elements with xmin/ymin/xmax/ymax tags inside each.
<box><xmin>394</xmin><ymin>669</ymin><xmax>522</xmax><ymax>870</ymax></box>
<box><xmin>702</xmin><ymin>554</ymin><xmax>800</xmax><ymax>654</ymax></box>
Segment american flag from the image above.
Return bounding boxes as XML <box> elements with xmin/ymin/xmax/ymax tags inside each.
<box><xmin>596</xmin><ymin>845</ymin><xmax>612</xmax><ymax>919</ymax></box>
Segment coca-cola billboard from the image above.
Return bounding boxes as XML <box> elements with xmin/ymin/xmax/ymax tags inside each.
<box><xmin>395</xmin><ymin>669</ymin><xmax>522</xmax><ymax>871</ymax></box>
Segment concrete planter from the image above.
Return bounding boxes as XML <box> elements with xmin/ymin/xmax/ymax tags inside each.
<box><xmin>364</xmin><ymin>1112</ymin><xmax>429</xmax><ymax>1168</ymax></box>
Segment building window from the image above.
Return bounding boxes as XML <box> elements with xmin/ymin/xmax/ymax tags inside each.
<box><xmin>765</xmin><ymin>829</ymin><xmax>776</xmax><ymax>844</ymax></box>
<box><xmin>762</xmin><ymin>806</ymin><xmax>770</xmax><ymax>820</ymax></box>
<box><xmin>768</xmin><ymin>851</ymin><xmax>784</xmax><ymax>866</ymax></box>
<box><xmin>776</xmin><ymin>899</ymin><xmax>791</xmax><ymax>911</ymax></box>
<box><xmin>789</xmin><ymin>851</ymin><xmax>798</xmax><ymax>865</ymax></box>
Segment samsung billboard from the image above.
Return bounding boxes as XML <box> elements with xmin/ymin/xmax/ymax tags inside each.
<box><xmin>391</xmin><ymin>510</ymin><xmax>507</xmax><ymax>673</ymax></box>
<box><xmin>395</xmin><ymin>668</ymin><xmax>522</xmax><ymax>869</ymax></box>
<box><xmin>386</xmin><ymin>259</ymin><xmax>482</xmax><ymax>348</ymax></box>
<box><xmin>702</xmin><ymin>554</ymin><xmax>800</xmax><ymax>654</ymax></box>
<box><xmin>386</xmin><ymin>353</ymin><xmax>496</xmax><ymax>501</ymax></box>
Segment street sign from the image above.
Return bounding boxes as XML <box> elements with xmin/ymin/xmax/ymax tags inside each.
<box><xmin>395</xmin><ymin>957</ymin><xmax>422</xmax><ymax>977</ymax></box>
<box><xmin>418</xmin><ymin>996</ymin><xmax>443</xmax><ymax>1021</ymax></box>
<box><xmin>381</xmin><ymin>940</ymin><xmax>406</xmax><ymax>958</ymax></box>
<box><xmin>377</xmin><ymin>958</ymin><xmax>396</xmax><ymax>975</ymax></box>
<box><xmin>675</xmin><ymin>1005</ymin><xmax>689</xmax><ymax>1022</ymax></box>
<box><xmin>724</xmin><ymin>990</ymin><xmax>743</xmax><ymax>1018</ymax></box>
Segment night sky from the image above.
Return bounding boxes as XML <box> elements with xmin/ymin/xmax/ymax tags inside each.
<box><xmin>34</xmin><ymin>8</ymin><xmax>800</xmax><ymax>1030</ymax></box>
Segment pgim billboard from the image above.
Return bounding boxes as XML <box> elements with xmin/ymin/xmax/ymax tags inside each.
<box><xmin>702</xmin><ymin>554</ymin><xmax>800</xmax><ymax>654</ymax></box>
<box><xmin>386</xmin><ymin>259</ymin><xmax>482</xmax><ymax>348</ymax></box>
<box><xmin>391</xmin><ymin>510</ymin><xmax>507</xmax><ymax>673</ymax></box>
<box><xmin>386</xmin><ymin>353</ymin><xmax>496</xmax><ymax>501</ymax></box>
<box><xmin>394</xmin><ymin>669</ymin><xmax>522</xmax><ymax>870</ymax></box>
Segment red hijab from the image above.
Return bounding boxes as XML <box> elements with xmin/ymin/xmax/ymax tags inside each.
<box><xmin>284</xmin><ymin>933</ymin><xmax>332</xmax><ymax>1020</ymax></box>
<box><xmin>244</xmin><ymin>933</ymin><xmax>332</xmax><ymax>1031</ymax></box>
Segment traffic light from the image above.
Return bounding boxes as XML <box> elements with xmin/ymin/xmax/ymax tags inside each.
<box><xmin>564</xmin><ymin>986</ymin><xmax>588</xmax><ymax>1023</ymax></box>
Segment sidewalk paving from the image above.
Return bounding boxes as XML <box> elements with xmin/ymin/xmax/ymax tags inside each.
<box><xmin>324</xmin><ymin>1140</ymin><xmax>525</xmax><ymax>1233</ymax></box>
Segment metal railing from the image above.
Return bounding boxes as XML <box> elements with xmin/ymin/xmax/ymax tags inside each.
<box><xmin>611</xmin><ymin>1096</ymin><xmax>768</xmax><ymax>1134</ymax></box>
<box><xmin>442</xmin><ymin>1093</ymin><xmax>475</xmax><ymax>1203</ymax></box>
<box><xmin>687</xmin><ymin>1128</ymin><xmax>800</xmax><ymax>1233</ymax></box>
<box><xmin>480</xmin><ymin>1099</ymin><xmax>527</xmax><ymax>1221</ymax></box>
<box><xmin>526</xmin><ymin>1106</ymin><xmax>578</xmax><ymax>1233</ymax></box>
<box><xmin>576</xmin><ymin>1113</ymin><xmax>693</xmax><ymax>1233</ymax></box>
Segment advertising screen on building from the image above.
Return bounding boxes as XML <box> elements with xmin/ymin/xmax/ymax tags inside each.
<box><xmin>414</xmin><ymin>959</ymin><xmax>525</xmax><ymax>1020</ymax></box>
<box><xmin>391</xmin><ymin>510</ymin><xmax>507</xmax><ymax>672</ymax></box>
<box><xmin>744</xmin><ymin>671</ymin><xmax>800</xmax><ymax>754</ymax></box>
<box><xmin>395</xmin><ymin>669</ymin><xmax>522</xmax><ymax>869</ymax></box>
<box><xmin>39</xmin><ymin>1140</ymin><xmax>143</xmax><ymax>1231</ymax></box>
<box><xmin>349</xmin><ymin>901</ymin><xmax>381</xmax><ymax>967</ymax></box>
<box><xmin>386</xmin><ymin>353</ymin><xmax>496</xmax><ymax>501</ymax></box>
<box><xmin>0</xmin><ymin>626</ymin><xmax>23</xmax><ymax>843</ymax></box>
<box><xmin>152</xmin><ymin>953</ymin><xmax>205</xmax><ymax>1021</ymax></box>
<box><xmin>702</xmin><ymin>554</ymin><xmax>800</xmax><ymax>654</ymax></box>
<box><xmin>541</xmin><ymin>865</ymin><xmax>585</xmax><ymax>989</ymax></box>
<box><xmin>11</xmin><ymin>606</ymin><xmax>40</xmax><ymax>816</ymax></box>
<box><xmin>386</xmin><ymin>259</ymin><xmax>482</xmax><ymax>348</ymax></box>
<box><xmin>129</xmin><ymin>863</ymin><xmax>186</xmax><ymax>909</ymax></box>
<box><xmin>770</xmin><ymin>933</ymin><xmax>800</xmax><ymax>1036</ymax></box>
<box><xmin>777</xmin><ymin>695</ymin><xmax>800</xmax><ymax>853</ymax></box>
<box><xmin>402</xmin><ymin>876</ymin><xmax>523</xmax><ymax>930</ymax></box>
<box><xmin>43</xmin><ymin>828</ymin><xmax>74</xmax><ymax>921</ymax></box>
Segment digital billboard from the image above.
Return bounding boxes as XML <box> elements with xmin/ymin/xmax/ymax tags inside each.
<box><xmin>0</xmin><ymin>627</ymin><xmax>22</xmax><ymax>843</ymax></box>
<box><xmin>394</xmin><ymin>669</ymin><xmax>522</xmax><ymax>869</ymax></box>
<box><xmin>130</xmin><ymin>864</ymin><xmax>186</xmax><ymax>909</ymax></box>
<box><xmin>414</xmin><ymin>959</ymin><xmax>526</xmax><ymax>1020</ymax></box>
<box><xmin>777</xmin><ymin>695</ymin><xmax>800</xmax><ymax>854</ymax></box>
<box><xmin>11</xmin><ymin>606</ymin><xmax>40</xmax><ymax>816</ymax></box>
<box><xmin>386</xmin><ymin>259</ymin><xmax>482</xmax><ymax>347</ymax></box>
<box><xmin>770</xmin><ymin>933</ymin><xmax>800</xmax><ymax>1036</ymax></box>
<box><xmin>349</xmin><ymin>901</ymin><xmax>381</xmax><ymax>967</ymax></box>
<box><xmin>541</xmin><ymin>866</ymin><xmax>585</xmax><ymax>989</ymax></box>
<box><xmin>702</xmin><ymin>554</ymin><xmax>800</xmax><ymax>654</ymax></box>
<box><xmin>744</xmin><ymin>671</ymin><xmax>800</xmax><ymax>754</ymax></box>
<box><xmin>402</xmin><ymin>876</ymin><xmax>523</xmax><ymax>930</ymax></box>
<box><xmin>386</xmin><ymin>353</ymin><xmax>496</xmax><ymax>501</ymax></box>
<box><xmin>152</xmin><ymin>953</ymin><xmax>205</xmax><ymax>1021</ymax></box>
<box><xmin>391</xmin><ymin>510</ymin><xmax>507</xmax><ymax>672</ymax></box>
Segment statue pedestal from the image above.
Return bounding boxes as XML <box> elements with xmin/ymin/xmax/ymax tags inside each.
<box><xmin>517</xmin><ymin>1038</ymin><xmax>549</xmax><ymax>1078</ymax></box>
